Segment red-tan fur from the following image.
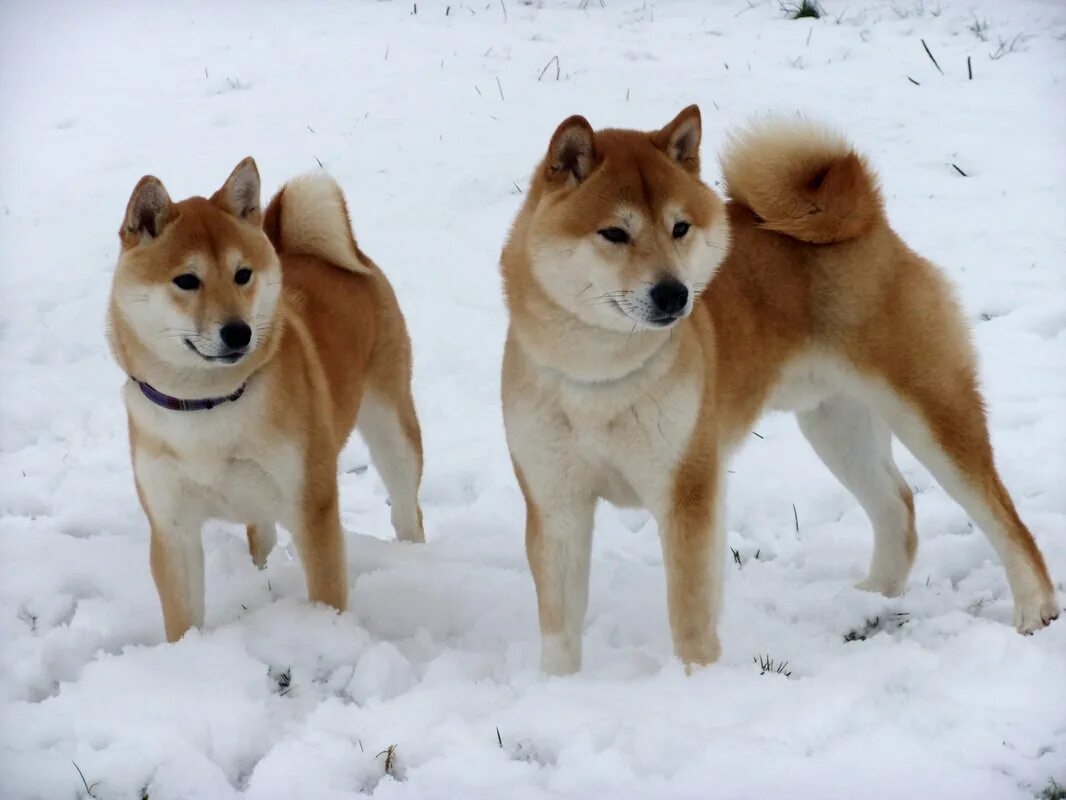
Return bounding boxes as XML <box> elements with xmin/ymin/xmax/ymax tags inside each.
<box><xmin>501</xmin><ymin>108</ymin><xmax>1057</xmax><ymax>674</ymax></box>
<box><xmin>109</xmin><ymin>159</ymin><xmax>423</xmax><ymax>642</ymax></box>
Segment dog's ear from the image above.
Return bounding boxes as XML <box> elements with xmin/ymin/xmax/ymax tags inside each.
<box><xmin>121</xmin><ymin>176</ymin><xmax>174</xmax><ymax>246</ymax></box>
<box><xmin>654</xmin><ymin>105</ymin><xmax>701</xmax><ymax>175</ymax></box>
<box><xmin>546</xmin><ymin>115</ymin><xmax>599</xmax><ymax>185</ymax></box>
<box><xmin>213</xmin><ymin>157</ymin><xmax>262</xmax><ymax>225</ymax></box>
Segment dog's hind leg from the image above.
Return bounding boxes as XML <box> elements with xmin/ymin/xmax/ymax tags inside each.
<box><xmin>832</xmin><ymin>253</ymin><xmax>1056</xmax><ymax>631</ymax></box>
<box><xmin>871</xmin><ymin>376</ymin><xmax>1059</xmax><ymax>633</ymax></box>
<box><xmin>797</xmin><ymin>394</ymin><xmax>916</xmax><ymax>597</ymax></box>
<box><xmin>246</xmin><ymin>522</ymin><xmax>277</xmax><ymax>569</ymax></box>
<box><xmin>357</xmin><ymin>290</ymin><xmax>425</xmax><ymax>544</ymax></box>
<box><xmin>357</xmin><ymin>386</ymin><xmax>425</xmax><ymax>543</ymax></box>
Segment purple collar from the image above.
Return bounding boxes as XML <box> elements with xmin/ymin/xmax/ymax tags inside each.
<box><xmin>135</xmin><ymin>379</ymin><xmax>246</xmax><ymax>412</ymax></box>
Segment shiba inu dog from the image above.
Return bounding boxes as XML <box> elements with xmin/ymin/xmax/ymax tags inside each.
<box><xmin>500</xmin><ymin>106</ymin><xmax>1058</xmax><ymax>674</ymax></box>
<box><xmin>108</xmin><ymin>159</ymin><xmax>424</xmax><ymax>642</ymax></box>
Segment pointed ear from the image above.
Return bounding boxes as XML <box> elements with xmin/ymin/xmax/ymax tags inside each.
<box><xmin>654</xmin><ymin>105</ymin><xmax>702</xmax><ymax>174</ymax></box>
<box><xmin>546</xmin><ymin>115</ymin><xmax>598</xmax><ymax>185</ymax></box>
<box><xmin>121</xmin><ymin>176</ymin><xmax>174</xmax><ymax>245</ymax></box>
<box><xmin>214</xmin><ymin>157</ymin><xmax>262</xmax><ymax>225</ymax></box>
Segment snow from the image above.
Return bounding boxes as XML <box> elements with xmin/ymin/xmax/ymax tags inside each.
<box><xmin>1</xmin><ymin>0</ymin><xmax>1064</xmax><ymax>797</ymax></box>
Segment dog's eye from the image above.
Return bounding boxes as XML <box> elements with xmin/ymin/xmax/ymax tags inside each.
<box><xmin>598</xmin><ymin>227</ymin><xmax>630</xmax><ymax>245</ymax></box>
<box><xmin>672</xmin><ymin>221</ymin><xmax>691</xmax><ymax>239</ymax></box>
<box><xmin>172</xmin><ymin>274</ymin><xmax>201</xmax><ymax>291</ymax></box>
<box><xmin>235</xmin><ymin>267</ymin><xmax>253</xmax><ymax>285</ymax></box>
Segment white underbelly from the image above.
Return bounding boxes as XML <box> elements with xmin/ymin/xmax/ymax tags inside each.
<box><xmin>765</xmin><ymin>356</ymin><xmax>842</xmax><ymax>413</ymax></box>
<box><xmin>596</xmin><ymin>465</ymin><xmax>642</xmax><ymax>508</ymax></box>
<box><xmin>190</xmin><ymin>456</ymin><xmax>290</xmax><ymax>523</ymax></box>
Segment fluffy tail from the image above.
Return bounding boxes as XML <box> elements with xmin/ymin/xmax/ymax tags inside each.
<box><xmin>263</xmin><ymin>172</ymin><xmax>372</xmax><ymax>274</ymax></box>
<box><xmin>720</xmin><ymin>118</ymin><xmax>883</xmax><ymax>244</ymax></box>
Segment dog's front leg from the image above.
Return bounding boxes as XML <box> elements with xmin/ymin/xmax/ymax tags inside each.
<box><xmin>288</xmin><ymin>459</ymin><xmax>349</xmax><ymax>613</ymax></box>
<box><xmin>525</xmin><ymin>488</ymin><xmax>596</xmax><ymax>675</ymax></box>
<box><xmin>148</xmin><ymin>519</ymin><xmax>205</xmax><ymax>643</ymax></box>
<box><xmin>658</xmin><ymin>466</ymin><xmax>724</xmax><ymax>669</ymax></box>
<box><xmin>511</xmin><ymin>453</ymin><xmax>596</xmax><ymax>675</ymax></box>
<box><xmin>134</xmin><ymin>463</ymin><xmax>206</xmax><ymax>643</ymax></box>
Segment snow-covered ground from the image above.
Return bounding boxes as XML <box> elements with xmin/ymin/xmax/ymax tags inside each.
<box><xmin>1</xmin><ymin>1</ymin><xmax>1064</xmax><ymax>797</ymax></box>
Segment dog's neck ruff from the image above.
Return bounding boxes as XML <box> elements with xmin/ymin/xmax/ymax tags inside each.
<box><xmin>548</xmin><ymin>339</ymin><xmax>668</xmax><ymax>388</ymax></box>
<box><xmin>135</xmin><ymin>379</ymin><xmax>247</xmax><ymax>412</ymax></box>
<box><xmin>513</xmin><ymin>299</ymin><xmax>676</xmax><ymax>387</ymax></box>
<box><xmin>534</xmin><ymin>328</ymin><xmax>679</xmax><ymax>394</ymax></box>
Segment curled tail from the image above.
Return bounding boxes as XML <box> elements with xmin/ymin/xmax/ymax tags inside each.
<box><xmin>720</xmin><ymin>118</ymin><xmax>884</xmax><ymax>244</ymax></box>
<box><xmin>263</xmin><ymin>172</ymin><xmax>372</xmax><ymax>274</ymax></box>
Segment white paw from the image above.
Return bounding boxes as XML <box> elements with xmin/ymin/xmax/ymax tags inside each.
<box><xmin>392</xmin><ymin>509</ymin><xmax>424</xmax><ymax>543</ymax></box>
<box><xmin>541</xmin><ymin>634</ymin><xmax>581</xmax><ymax>676</ymax></box>
<box><xmin>854</xmin><ymin>575</ymin><xmax>906</xmax><ymax>598</ymax></box>
<box><xmin>676</xmin><ymin>634</ymin><xmax>721</xmax><ymax>672</ymax></box>
<box><xmin>394</xmin><ymin>525</ymin><xmax>425</xmax><ymax>544</ymax></box>
<box><xmin>1014</xmin><ymin>595</ymin><xmax>1060</xmax><ymax>634</ymax></box>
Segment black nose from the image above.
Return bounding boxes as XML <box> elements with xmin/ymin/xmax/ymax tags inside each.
<box><xmin>649</xmin><ymin>278</ymin><xmax>689</xmax><ymax>315</ymax></box>
<box><xmin>219</xmin><ymin>321</ymin><xmax>251</xmax><ymax>350</ymax></box>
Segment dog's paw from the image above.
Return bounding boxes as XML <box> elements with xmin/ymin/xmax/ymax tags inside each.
<box><xmin>540</xmin><ymin>634</ymin><xmax>581</xmax><ymax>676</ymax></box>
<box><xmin>391</xmin><ymin>508</ymin><xmax>425</xmax><ymax>543</ymax></box>
<box><xmin>676</xmin><ymin>633</ymin><xmax>721</xmax><ymax>671</ymax></box>
<box><xmin>854</xmin><ymin>575</ymin><xmax>906</xmax><ymax>598</ymax></box>
<box><xmin>1014</xmin><ymin>595</ymin><xmax>1060</xmax><ymax>634</ymax></box>
<box><xmin>394</xmin><ymin>525</ymin><xmax>425</xmax><ymax>544</ymax></box>
<box><xmin>248</xmin><ymin>523</ymin><xmax>277</xmax><ymax>569</ymax></box>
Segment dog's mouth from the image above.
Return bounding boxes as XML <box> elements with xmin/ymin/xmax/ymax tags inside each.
<box><xmin>184</xmin><ymin>338</ymin><xmax>247</xmax><ymax>365</ymax></box>
<box><xmin>610</xmin><ymin>298</ymin><xmax>685</xmax><ymax>329</ymax></box>
<box><xmin>646</xmin><ymin>313</ymin><xmax>683</xmax><ymax>327</ymax></box>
